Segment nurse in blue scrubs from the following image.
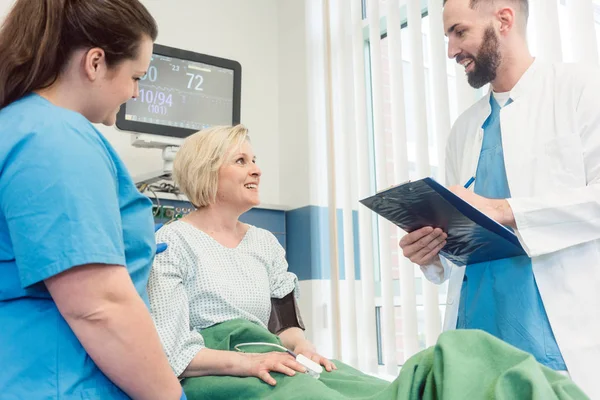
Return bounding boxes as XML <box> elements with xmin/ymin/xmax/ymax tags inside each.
<box><xmin>0</xmin><ymin>1</ymin><xmax>185</xmax><ymax>399</ymax></box>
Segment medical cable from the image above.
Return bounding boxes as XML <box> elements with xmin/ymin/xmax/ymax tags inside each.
<box><xmin>234</xmin><ymin>342</ymin><xmax>296</xmax><ymax>357</ymax></box>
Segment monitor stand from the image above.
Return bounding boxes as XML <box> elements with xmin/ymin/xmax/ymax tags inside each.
<box><xmin>130</xmin><ymin>133</ymin><xmax>183</xmax><ymax>186</ymax></box>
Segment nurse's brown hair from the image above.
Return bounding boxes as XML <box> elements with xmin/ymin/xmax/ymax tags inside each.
<box><xmin>0</xmin><ymin>0</ymin><xmax>158</xmax><ymax>109</ymax></box>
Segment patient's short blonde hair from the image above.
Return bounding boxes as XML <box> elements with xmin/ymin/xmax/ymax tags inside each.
<box><xmin>174</xmin><ymin>124</ymin><xmax>249</xmax><ymax>208</ymax></box>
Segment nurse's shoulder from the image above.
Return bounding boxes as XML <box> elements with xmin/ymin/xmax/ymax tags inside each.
<box><xmin>0</xmin><ymin>93</ymin><xmax>97</xmax><ymax>135</ymax></box>
<box><xmin>0</xmin><ymin>93</ymin><xmax>111</xmax><ymax>163</ymax></box>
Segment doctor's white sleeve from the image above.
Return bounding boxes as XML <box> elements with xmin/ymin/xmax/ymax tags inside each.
<box><xmin>420</xmin><ymin>258</ymin><xmax>453</xmax><ymax>284</ymax></box>
<box><xmin>508</xmin><ymin>69</ymin><xmax>600</xmax><ymax>258</ymax></box>
<box><xmin>147</xmin><ymin>233</ymin><xmax>205</xmax><ymax>377</ymax></box>
<box><xmin>419</xmin><ymin>125</ymin><xmax>460</xmax><ymax>284</ymax></box>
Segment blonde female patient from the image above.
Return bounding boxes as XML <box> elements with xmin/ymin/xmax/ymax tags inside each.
<box><xmin>147</xmin><ymin>124</ymin><xmax>332</xmax><ymax>381</ymax></box>
<box><xmin>148</xmin><ymin>125</ymin><xmax>383</xmax><ymax>399</ymax></box>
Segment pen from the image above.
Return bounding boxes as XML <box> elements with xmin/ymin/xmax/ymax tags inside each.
<box><xmin>464</xmin><ymin>176</ymin><xmax>475</xmax><ymax>189</ymax></box>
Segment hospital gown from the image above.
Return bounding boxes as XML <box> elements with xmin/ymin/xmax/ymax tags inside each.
<box><xmin>148</xmin><ymin>220</ymin><xmax>298</xmax><ymax>376</ymax></box>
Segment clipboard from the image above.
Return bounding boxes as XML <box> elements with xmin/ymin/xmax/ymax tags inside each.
<box><xmin>359</xmin><ymin>177</ymin><xmax>527</xmax><ymax>266</ymax></box>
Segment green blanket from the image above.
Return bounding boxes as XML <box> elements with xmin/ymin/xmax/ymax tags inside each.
<box><xmin>182</xmin><ymin>319</ymin><xmax>588</xmax><ymax>400</ymax></box>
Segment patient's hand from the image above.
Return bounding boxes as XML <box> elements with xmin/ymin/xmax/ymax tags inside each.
<box><xmin>293</xmin><ymin>340</ymin><xmax>337</xmax><ymax>372</ymax></box>
<box><xmin>240</xmin><ymin>352</ymin><xmax>306</xmax><ymax>386</ymax></box>
<box><xmin>399</xmin><ymin>226</ymin><xmax>447</xmax><ymax>266</ymax></box>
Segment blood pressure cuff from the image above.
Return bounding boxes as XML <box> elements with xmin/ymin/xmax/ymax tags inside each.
<box><xmin>268</xmin><ymin>290</ymin><xmax>305</xmax><ymax>335</ymax></box>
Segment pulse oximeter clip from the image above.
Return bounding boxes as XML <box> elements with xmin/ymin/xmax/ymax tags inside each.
<box><xmin>234</xmin><ymin>342</ymin><xmax>324</xmax><ymax>379</ymax></box>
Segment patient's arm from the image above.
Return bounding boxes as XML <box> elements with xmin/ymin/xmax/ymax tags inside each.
<box><xmin>147</xmin><ymin>241</ymin><xmax>207</xmax><ymax>377</ymax></box>
<box><xmin>278</xmin><ymin>326</ymin><xmax>307</xmax><ymax>350</ymax></box>
<box><xmin>278</xmin><ymin>328</ymin><xmax>336</xmax><ymax>372</ymax></box>
<box><xmin>181</xmin><ymin>348</ymin><xmax>306</xmax><ymax>386</ymax></box>
<box><xmin>268</xmin><ymin>290</ymin><xmax>305</xmax><ymax>334</ymax></box>
<box><xmin>265</xmin><ymin>233</ymin><xmax>336</xmax><ymax>372</ymax></box>
<box><xmin>179</xmin><ymin>348</ymin><xmax>246</xmax><ymax>377</ymax></box>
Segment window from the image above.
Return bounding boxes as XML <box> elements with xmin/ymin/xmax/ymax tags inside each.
<box><xmin>365</xmin><ymin>6</ymin><xmax>453</xmax><ymax>367</ymax></box>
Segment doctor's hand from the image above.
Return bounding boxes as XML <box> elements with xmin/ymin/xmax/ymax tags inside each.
<box><xmin>448</xmin><ymin>186</ymin><xmax>516</xmax><ymax>228</ymax></box>
<box><xmin>399</xmin><ymin>227</ymin><xmax>447</xmax><ymax>266</ymax></box>
<box><xmin>293</xmin><ymin>340</ymin><xmax>337</xmax><ymax>372</ymax></box>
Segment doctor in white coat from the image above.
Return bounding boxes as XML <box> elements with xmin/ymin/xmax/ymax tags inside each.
<box><xmin>399</xmin><ymin>0</ymin><xmax>600</xmax><ymax>397</ymax></box>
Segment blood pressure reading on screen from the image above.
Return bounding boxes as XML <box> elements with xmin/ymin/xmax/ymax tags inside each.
<box><xmin>124</xmin><ymin>55</ymin><xmax>235</xmax><ymax>130</ymax></box>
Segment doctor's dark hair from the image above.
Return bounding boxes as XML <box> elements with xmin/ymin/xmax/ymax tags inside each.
<box><xmin>0</xmin><ymin>0</ymin><xmax>158</xmax><ymax>109</ymax></box>
<box><xmin>442</xmin><ymin>0</ymin><xmax>529</xmax><ymax>23</ymax></box>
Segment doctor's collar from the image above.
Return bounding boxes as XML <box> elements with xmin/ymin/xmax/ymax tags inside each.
<box><xmin>499</xmin><ymin>57</ymin><xmax>539</xmax><ymax>102</ymax></box>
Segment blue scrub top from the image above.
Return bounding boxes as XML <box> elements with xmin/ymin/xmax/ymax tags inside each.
<box><xmin>0</xmin><ymin>94</ymin><xmax>156</xmax><ymax>398</ymax></box>
<box><xmin>456</xmin><ymin>95</ymin><xmax>566</xmax><ymax>370</ymax></box>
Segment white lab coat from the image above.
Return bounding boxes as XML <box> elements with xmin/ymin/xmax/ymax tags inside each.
<box><xmin>421</xmin><ymin>59</ymin><xmax>600</xmax><ymax>399</ymax></box>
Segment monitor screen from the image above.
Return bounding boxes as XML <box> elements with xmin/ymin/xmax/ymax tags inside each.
<box><xmin>116</xmin><ymin>44</ymin><xmax>241</xmax><ymax>138</ymax></box>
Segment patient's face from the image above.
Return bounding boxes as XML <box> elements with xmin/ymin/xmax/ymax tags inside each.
<box><xmin>216</xmin><ymin>140</ymin><xmax>261</xmax><ymax>210</ymax></box>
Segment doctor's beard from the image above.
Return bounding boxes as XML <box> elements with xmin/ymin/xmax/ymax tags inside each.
<box><xmin>465</xmin><ymin>25</ymin><xmax>501</xmax><ymax>89</ymax></box>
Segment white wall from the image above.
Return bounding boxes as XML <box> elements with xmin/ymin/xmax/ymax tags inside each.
<box><xmin>0</xmin><ymin>0</ymin><xmax>283</xmax><ymax>206</ymax></box>
<box><xmin>277</xmin><ymin>0</ymin><xmax>331</xmax><ymax>210</ymax></box>
<box><xmin>0</xmin><ymin>0</ymin><xmax>13</xmax><ymax>21</ymax></box>
<box><xmin>277</xmin><ymin>0</ymin><xmax>309</xmax><ymax>209</ymax></box>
